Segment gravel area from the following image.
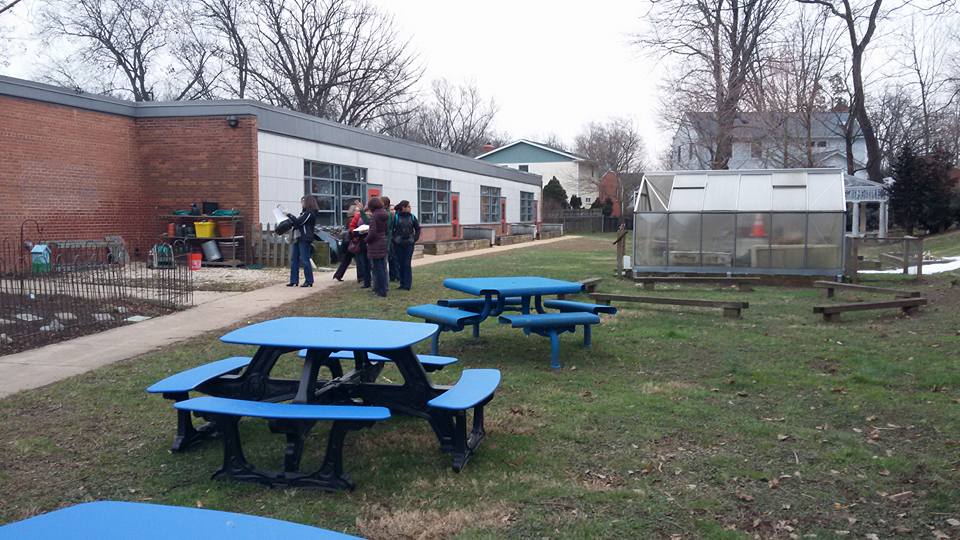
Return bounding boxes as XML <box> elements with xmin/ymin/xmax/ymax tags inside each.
<box><xmin>190</xmin><ymin>265</ymin><xmax>333</xmax><ymax>291</ymax></box>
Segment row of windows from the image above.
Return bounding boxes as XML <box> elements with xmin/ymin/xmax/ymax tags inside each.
<box><xmin>680</xmin><ymin>141</ymin><xmax>831</xmax><ymax>162</ymax></box>
<box><xmin>302</xmin><ymin>160</ymin><xmax>536</xmax><ymax>226</ymax></box>
<box><xmin>304</xmin><ymin>161</ymin><xmax>368</xmax><ymax>226</ymax></box>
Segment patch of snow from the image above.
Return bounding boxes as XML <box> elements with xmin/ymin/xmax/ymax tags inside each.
<box><xmin>861</xmin><ymin>256</ymin><xmax>960</xmax><ymax>275</ymax></box>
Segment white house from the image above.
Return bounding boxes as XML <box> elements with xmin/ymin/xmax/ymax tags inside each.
<box><xmin>671</xmin><ymin>112</ymin><xmax>868</xmax><ymax>178</ymax></box>
<box><xmin>476</xmin><ymin>139</ymin><xmax>600</xmax><ymax>205</ymax></box>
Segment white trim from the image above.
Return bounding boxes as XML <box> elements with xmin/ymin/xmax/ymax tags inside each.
<box><xmin>475</xmin><ymin>139</ymin><xmax>584</xmax><ymax>161</ymax></box>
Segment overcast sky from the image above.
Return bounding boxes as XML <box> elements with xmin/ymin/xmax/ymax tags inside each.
<box><xmin>1</xmin><ymin>1</ymin><xmax>667</xmax><ymax>159</ymax></box>
<box><xmin>369</xmin><ymin>0</ymin><xmax>665</xmax><ymax>157</ymax></box>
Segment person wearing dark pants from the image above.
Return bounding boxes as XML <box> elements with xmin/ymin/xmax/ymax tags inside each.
<box><xmin>332</xmin><ymin>203</ymin><xmax>361</xmax><ymax>282</ymax></box>
<box><xmin>391</xmin><ymin>200</ymin><xmax>420</xmax><ymax>291</ymax></box>
<box><xmin>365</xmin><ymin>197</ymin><xmax>390</xmax><ymax>297</ymax></box>
<box><xmin>381</xmin><ymin>196</ymin><xmax>400</xmax><ymax>282</ymax></box>
<box><xmin>287</xmin><ymin>196</ymin><xmax>319</xmax><ymax>287</ymax></box>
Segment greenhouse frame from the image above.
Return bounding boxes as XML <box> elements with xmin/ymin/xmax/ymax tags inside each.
<box><xmin>632</xmin><ymin>169</ymin><xmax>847</xmax><ymax>276</ymax></box>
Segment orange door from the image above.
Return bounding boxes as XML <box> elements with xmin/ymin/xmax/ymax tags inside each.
<box><xmin>451</xmin><ymin>192</ymin><xmax>460</xmax><ymax>239</ymax></box>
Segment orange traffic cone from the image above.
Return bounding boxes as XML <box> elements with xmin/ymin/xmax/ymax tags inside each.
<box><xmin>751</xmin><ymin>214</ymin><xmax>766</xmax><ymax>237</ymax></box>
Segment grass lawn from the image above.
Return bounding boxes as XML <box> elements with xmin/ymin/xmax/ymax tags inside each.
<box><xmin>1</xmin><ymin>235</ymin><xmax>958</xmax><ymax>538</ymax></box>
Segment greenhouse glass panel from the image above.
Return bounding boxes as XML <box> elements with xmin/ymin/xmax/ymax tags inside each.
<box><xmin>634</xmin><ymin>213</ymin><xmax>667</xmax><ymax>266</ymax></box>
<box><xmin>703</xmin><ymin>177</ymin><xmax>739</xmax><ymax>210</ymax></box>
<box><xmin>806</xmin><ymin>213</ymin><xmax>844</xmax><ymax>269</ymax></box>
<box><xmin>701</xmin><ymin>214</ymin><xmax>736</xmax><ymax>267</ymax></box>
<box><xmin>737</xmin><ymin>175</ymin><xmax>773</xmax><ymax>211</ymax></box>
<box><xmin>772</xmin><ymin>186</ymin><xmax>807</xmax><ymax>211</ymax></box>
<box><xmin>668</xmin><ymin>213</ymin><xmax>702</xmax><ymax>266</ymax></box>
<box><xmin>735</xmin><ymin>213</ymin><xmax>771</xmax><ymax>268</ymax></box>
<box><xmin>669</xmin><ymin>188</ymin><xmax>705</xmax><ymax>211</ymax></box>
<box><xmin>768</xmin><ymin>213</ymin><xmax>807</xmax><ymax>268</ymax></box>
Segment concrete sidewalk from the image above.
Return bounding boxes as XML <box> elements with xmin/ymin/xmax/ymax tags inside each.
<box><xmin>0</xmin><ymin>235</ymin><xmax>576</xmax><ymax>398</ymax></box>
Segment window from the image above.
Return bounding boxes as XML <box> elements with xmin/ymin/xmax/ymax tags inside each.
<box><xmin>417</xmin><ymin>177</ymin><xmax>451</xmax><ymax>224</ymax></box>
<box><xmin>751</xmin><ymin>140</ymin><xmax>762</xmax><ymax>159</ymax></box>
<box><xmin>518</xmin><ymin>165</ymin><xmax>529</xmax><ymax>172</ymax></box>
<box><xmin>585</xmin><ymin>197</ymin><xmax>592</xmax><ymax>204</ymax></box>
<box><xmin>304</xmin><ymin>160</ymin><xmax>367</xmax><ymax>226</ymax></box>
<box><xmin>480</xmin><ymin>186</ymin><xmax>501</xmax><ymax>223</ymax></box>
<box><xmin>520</xmin><ymin>191</ymin><xmax>535</xmax><ymax>222</ymax></box>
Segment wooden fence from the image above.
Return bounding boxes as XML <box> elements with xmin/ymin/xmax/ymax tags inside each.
<box><xmin>252</xmin><ymin>223</ymin><xmax>292</xmax><ymax>267</ymax></box>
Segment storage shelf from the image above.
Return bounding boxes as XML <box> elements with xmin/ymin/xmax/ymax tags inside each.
<box><xmin>163</xmin><ymin>235</ymin><xmax>245</xmax><ymax>241</ymax></box>
<box><xmin>163</xmin><ymin>214</ymin><xmax>243</xmax><ymax>220</ymax></box>
<box><xmin>202</xmin><ymin>259</ymin><xmax>244</xmax><ymax>267</ymax></box>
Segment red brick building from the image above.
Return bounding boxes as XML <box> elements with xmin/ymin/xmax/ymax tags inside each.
<box><xmin>1</xmin><ymin>76</ymin><xmax>541</xmax><ymax>255</ymax></box>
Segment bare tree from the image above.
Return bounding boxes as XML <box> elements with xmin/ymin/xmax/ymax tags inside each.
<box><xmin>381</xmin><ymin>79</ymin><xmax>499</xmax><ymax>156</ymax></box>
<box><xmin>39</xmin><ymin>0</ymin><xmax>219</xmax><ymax>101</ymax></box>
<box><xmin>248</xmin><ymin>0</ymin><xmax>421</xmax><ymax>128</ymax></box>
<box><xmin>574</xmin><ymin>119</ymin><xmax>647</xmax><ymax>215</ymax></box>
<box><xmin>574</xmin><ymin>119</ymin><xmax>647</xmax><ymax>174</ymax></box>
<box><xmin>792</xmin><ymin>0</ymin><xmax>948</xmax><ymax>180</ymax></box>
<box><xmin>898</xmin><ymin>16</ymin><xmax>957</xmax><ymax>153</ymax></box>
<box><xmin>197</xmin><ymin>0</ymin><xmax>251</xmax><ymax>98</ymax></box>
<box><xmin>750</xmin><ymin>8</ymin><xmax>841</xmax><ymax>167</ymax></box>
<box><xmin>0</xmin><ymin>0</ymin><xmax>24</xmax><ymax>16</ymax></box>
<box><xmin>639</xmin><ymin>0</ymin><xmax>785</xmax><ymax>169</ymax></box>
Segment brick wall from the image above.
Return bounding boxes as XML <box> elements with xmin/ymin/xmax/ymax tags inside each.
<box><xmin>0</xmin><ymin>95</ymin><xmax>147</xmax><ymax>248</ymax></box>
<box><xmin>0</xmin><ymin>95</ymin><xmax>260</xmax><ymax>256</ymax></box>
<box><xmin>138</xmin><ymin>115</ymin><xmax>259</xmax><ymax>254</ymax></box>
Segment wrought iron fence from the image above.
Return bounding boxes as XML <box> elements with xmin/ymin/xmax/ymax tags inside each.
<box><xmin>0</xmin><ymin>234</ymin><xmax>192</xmax><ymax>355</ymax></box>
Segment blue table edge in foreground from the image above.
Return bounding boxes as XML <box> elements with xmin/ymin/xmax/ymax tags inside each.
<box><xmin>0</xmin><ymin>501</ymin><xmax>361</xmax><ymax>539</ymax></box>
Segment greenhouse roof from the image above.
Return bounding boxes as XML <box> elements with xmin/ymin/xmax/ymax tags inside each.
<box><xmin>635</xmin><ymin>169</ymin><xmax>846</xmax><ymax>213</ymax></box>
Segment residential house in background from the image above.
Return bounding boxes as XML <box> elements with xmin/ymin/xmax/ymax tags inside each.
<box><xmin>476</xmin><ymin>139</ymin><xmax>600</xmax><ymax>205</ymax></box>
<box><xmin>597</xmin><ymin>171</ymin><xmax>644</xmax><ymax>218</ymax></box>
<box><xmin>670</xmin><ymin>112</ymin><xmax>867</xmax><ymax>178</ymax></box>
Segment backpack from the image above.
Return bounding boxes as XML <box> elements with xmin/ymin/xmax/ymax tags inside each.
<box><xmin>394</xmin><ymin>214</ymin><xmax>415</xmax><ymax>244</ymax></box>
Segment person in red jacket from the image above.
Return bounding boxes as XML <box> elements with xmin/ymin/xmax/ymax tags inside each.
<box><xmin>365</xmin><ymin>197</ymin><xmax>389</xmax><ymax>297</ymax></box>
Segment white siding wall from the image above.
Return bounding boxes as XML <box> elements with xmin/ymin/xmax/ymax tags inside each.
<box><xmin>258</xmin><ymin>132</ymin><xmax>541</xmax><ymax>225</ymax></box>
<box><xmin>493</xmin><ymin>161</ymin><xmax>596</xmax><ymax>201</ymax></box>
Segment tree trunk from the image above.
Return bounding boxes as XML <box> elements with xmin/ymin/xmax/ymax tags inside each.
<box><xmin>851</xmin><ymin>50</ymin><xmax>883</xmax><ymax>180</ymax></box>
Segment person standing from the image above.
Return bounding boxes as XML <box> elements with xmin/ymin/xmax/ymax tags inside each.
<box><xmin>286</xmin><ymin>195</ymin><xmax>318</xmax><ymax>288</ymax></box>
<box><xmin>381</xmin><ymin>196</ymin><xmax>400</xmax><ymax>282</ymax></box>
<box><xmin>355</xmin><ymin>205</ymin><xmax>372</xmax><ymax>287</ymax></box>
<box><xmin>391</xmin><ymin>200</ymin><xmax>420</xmax><ymax>291</ymax></box>
<box><xmin>332</xmin><ymin>203</ymin><xmax>360</xmax><ymax>282</ymax></box>
<box><xmin>365</xmin><ymin>197</ymin><xmax>389</xmax><ymax>297</ymax></box>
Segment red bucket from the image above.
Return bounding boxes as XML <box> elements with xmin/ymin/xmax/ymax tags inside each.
<box><xmin>188</xmin><ymin>252</ymin><xmax>202</xmax><ymax>271</ymax></box>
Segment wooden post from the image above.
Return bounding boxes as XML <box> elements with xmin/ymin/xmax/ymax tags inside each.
<box><xmin>612</xmin><ymin>224</ymin><xmax>628</xmax><ymax>280</ymax></box>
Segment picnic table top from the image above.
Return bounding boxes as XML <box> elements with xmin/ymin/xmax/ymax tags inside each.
<box><xmin>443</xmin><ymin>276</ymin><xmax>584</xmax><ymax>297</ymax></box>
<box><xmin>0</xmin><ymin>501</ymin><xmax>358</xmax><ymax>539</ymax></box>
<box><xmin>221</xmin><ymin>317</ymin><xmax>438</xmax><ymax>351</ymax></box>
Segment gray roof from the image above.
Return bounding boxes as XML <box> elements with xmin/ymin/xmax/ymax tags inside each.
<box><xmin>681</xmin><ymin>111</ymin><xmax>861</xmax><ymax>142</ymax></box>
<box><xmin>0</xmin><ymin>75</ymin><xmax>541</xmax><ymax>187</ymax></box>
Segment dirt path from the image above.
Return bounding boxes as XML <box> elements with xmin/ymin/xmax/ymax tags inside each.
<box><xmin>0</xmin><ymin>236</ymin><xmax>578</xmax><ymax>398</ymax></box>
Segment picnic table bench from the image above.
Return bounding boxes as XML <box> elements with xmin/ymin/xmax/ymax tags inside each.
<box><xmin>813</xmin><ymin>280</ymin><xmax>922</xmax><ymax>299</ymax></box>
<box><xmin>633</xmin><ymin>276</ymin><xmax>760</xmax><ymax>291</ymax></box>
<box><xmin>146</xmin><ymin>356</ymin><xmax>252</xmax><ymax>451</ymax></box>
<box><xmin>176</xmin><ymin>397</ymin><xmax>390</xmax><ymax>491</ymax></box>
<box><xmin>499</xmin><ymin>312</ymin><xmax>600</xmax><ymax>369</ymax></box>
<box><xmin>813</xmin><ymin>297</ymin><xmax>928</xmax><ymax>322</ymax></box>
<box><xmin>0</xmin><ymin>501</ymin><xmax>359</xmax><ymax>539</ymax></box>
<box><xmin>590</xmin><ymin>293</ymin><xmax>749</xmax><ymax>319</ymax></box>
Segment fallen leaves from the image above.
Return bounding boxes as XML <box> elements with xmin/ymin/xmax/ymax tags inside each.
<box><xmin>777</xmin><ymin>433</ymin><xmax>792</xmax><ymax>442</ymax></box>
<box><xmin>735</xmin><ymin>491</ymin><xmax>754</xmax><ymax>502</ymax></box>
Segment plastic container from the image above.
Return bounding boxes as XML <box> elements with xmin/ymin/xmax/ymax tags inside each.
<box><xmin>217</xmin><ymin>241</ymin><xmax>238</xmax><ymax>260</ymax></box>
<box><xmin>201</xmin><ymin>240</ymin><xmax>223</xmax><ymax>261</ymax></box>
<box><xmin>194</xmin><ymin>221</ymin><xmax>216</xmax><ymax>238</ymax></box>
<box><xmin>217</xmin><ymin>220</ymin><xmax>236</xmax><ymax>238</ymax></box>
<box><xmin>188</xmin><ymin>252</ymin><xmax>202</xmax><ymax>271</ymax></box>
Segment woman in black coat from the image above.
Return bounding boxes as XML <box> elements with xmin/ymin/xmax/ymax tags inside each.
<box><xmin>287</xmin><ymin>195</ymin><xmax>318</xmax><ymax>287</ymax></box>
<box><xmin>365</xmin><ymin>197</ymin><xmax>390</xmax><ymax>297</ymax></box>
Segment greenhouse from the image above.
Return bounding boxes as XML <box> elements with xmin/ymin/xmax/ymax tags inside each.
<box><xmin>632</xmin><ymin>169</ymin><xmax>847</xmax><ymax>276</ymax></box>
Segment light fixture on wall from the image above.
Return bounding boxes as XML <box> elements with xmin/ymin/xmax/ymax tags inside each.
<box><xmin>226</xmin><ymin>115</ymin><xmax>239</xmax><ymax>128</ymax></box>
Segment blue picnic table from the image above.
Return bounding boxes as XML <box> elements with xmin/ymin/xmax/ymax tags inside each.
<box><xmin>149</xmin><ymin>317</ymin><xmax>501</xmax><ymax>485</ymax></box>
<box><xmin>0</xmin><ymin>501</ymin><xmax>360</xmax><ymax>539</ymax></box>
<box><xmin>408</xmin><ymin>277</ymin><xmax>611</xmax><ymax>369</ymax></box>
<box><xmin>443</xmin><ymin>276</ymin><xmax>585</xmax><ymax>319</ymax></box>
